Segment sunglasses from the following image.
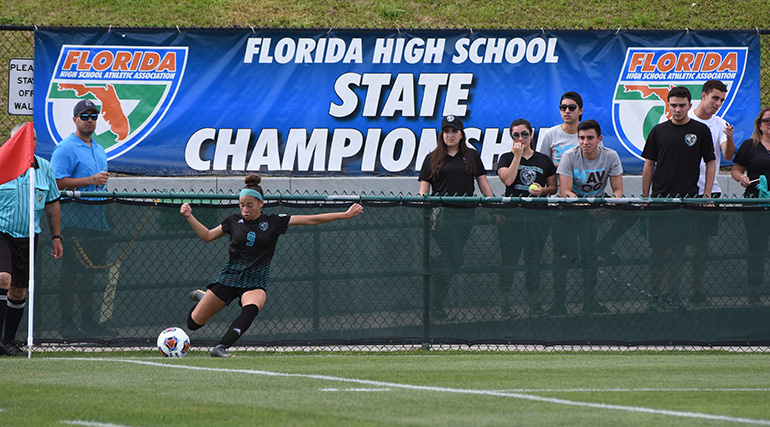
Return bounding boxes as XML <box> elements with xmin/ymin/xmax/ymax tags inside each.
<box><xmin>559</xmin><ymin>104</ymin><xmax>578</xmax><ymax>112</ymax></box>
<box><xmin>511</xmin><ymin>131</ymin><xmax>530</xmax><ymax>140</ymax></box>
<box><xmin>761</xmin><ymin>118</ymin><xmax>770</xmax><ymax>124</ymax></box>
<box><xmin>78</xmin><ymin>113</ymin><xmax>99</xmax><ymax>121</ymax></box>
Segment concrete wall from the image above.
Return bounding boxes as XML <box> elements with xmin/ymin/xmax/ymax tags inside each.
<box><xmin>108</xmin><ymin>173</ymin><xmax>744</xmax><ymax>198</ymax></box>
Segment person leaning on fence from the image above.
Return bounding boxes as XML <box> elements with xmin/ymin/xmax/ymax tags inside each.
<box><xmin>50</xmin><ymin>99</ymin><xmax>116</xmax><ymax>339</ymax></box>
<box><xmin>536</xmin><ymin>91</ymin><xmax>584</xmax><ymax>166</ymax></box>
<box><xmin>418</xmin><ymin>115</ymin><xmax>494</xmax><ymax>321</ymax></box>
<box><xmin>182</xmin><ymin>174</ymin><xmax>363</xmax><ymax>358</ymax></box>
<box><xmin>495</xmin><ymin>118</ymin><xmax>557</xmax><ymax>319</ymax></box>
<box><xmin>731</xmin><ymin>106</ymin><xmax>770</xmax><ymax>305</ymax></box>
<box><xmin>0</xmin><ymin>123</ymin><xmax>63</xmax><ymax>356</ymax></box>
<box><xmin>535</xmin><ymin>91</ymin><xmax>586</xmax><ymax>316</ymax></box>
<box><xmin>689</xmin><ymin>79</ymin><xmax>735</xmax><ymax>307</ymax></box>
<box><xmin>641</xmin><ymin>86</ymin><xmax>716</xmax><ymax>311</ymax></box>
<box><xmin>554</xmin><ymin>119</ymin><xmax>623</xmax><ymax>315</ymax></box>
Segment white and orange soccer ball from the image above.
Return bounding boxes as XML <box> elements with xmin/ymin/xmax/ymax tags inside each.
<box><xmin>157</xmin><ymin>327</ymin><xmax>190</xmax><ymax>358</ymax></box>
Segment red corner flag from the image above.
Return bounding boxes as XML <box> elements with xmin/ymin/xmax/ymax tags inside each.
<box><xmin>0</xmin><ymin>122</ymin><xmax>35</xmax><ymax>186</ymax></box>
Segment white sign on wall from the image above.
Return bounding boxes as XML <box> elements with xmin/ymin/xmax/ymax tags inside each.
<box><xmin>8</xmin><ymin>58</ymin><xmax>33</xmax><ymax>115</ymax></box>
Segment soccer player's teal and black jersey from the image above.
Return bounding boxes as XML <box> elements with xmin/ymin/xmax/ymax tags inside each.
<box><xmin>214</xmin><ymin>213</ymin><xmax>291</xmax><ymax>290</ymax></box>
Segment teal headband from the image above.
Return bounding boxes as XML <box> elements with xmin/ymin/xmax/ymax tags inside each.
<box><xmin>239</xmin><ymin>188</ymin><xmax>263</xmax><ymax>200</ymax></box>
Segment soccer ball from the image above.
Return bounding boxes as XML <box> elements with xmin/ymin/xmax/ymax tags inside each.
<box><xmin>157</xmin><ymin>327</ymin><xmax>190</xmax><ymax>357</ymax></box>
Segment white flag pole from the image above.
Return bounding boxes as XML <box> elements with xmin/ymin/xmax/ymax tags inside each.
<box><xmin>27</xmin><ymin>163</ymin><xmax>35</xmax><ymax>359</ymax></box>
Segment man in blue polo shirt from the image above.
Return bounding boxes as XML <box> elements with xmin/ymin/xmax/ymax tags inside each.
<box><xmin>51</xmin><ymin>99</ymin><xmax>115</xmax><ymax>338</ymax></box>
<box><xmin>0</xmin><ymin>123</ymin><xmax>63</xmax><ymax>356</ymax></box>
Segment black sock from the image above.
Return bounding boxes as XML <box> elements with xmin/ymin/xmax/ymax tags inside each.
<box><xmin>0</xmin><ymin>289</ymin><xmax>7</xmax><ymax>333</ymax></box>
<box><xmin>187</xmin><ymin>306</ymin><xmax>203</xmax><ymax>331</ymax></box>
<box><xmin>3</xmin><ymin>297</ymin><xmax>25</xmax><ymax>344</ymax></box>
<box><xmin>219</xmin><ymin>304</ymin><xmax>259</xmax><ymax>347</ymax></box>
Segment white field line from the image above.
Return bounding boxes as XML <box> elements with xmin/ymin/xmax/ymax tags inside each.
<box><xmin>498</xmin><ymin>388</ymin><xmax>770</xmax><ymax>393</ymax></box>
<box><xmin>64</xmin><ymin>358</ymin><xmax>770</xmax><ymax>426</ymax></box>
<box><xmin>60</xmin><ymin>421</ymin><xmax>137</xmax><ymax>427</ymax></box>
<box><xmin>320</xmin><ymin>388</ymin><xmax>392</xmax><ymax>392</ymax></box>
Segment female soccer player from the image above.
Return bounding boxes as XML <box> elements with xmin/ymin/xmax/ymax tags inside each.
<box><xmin>418</xmin><ymin>115</ymin><xmax>493</xmax><ymax>320</ymax></box>
<box><xmin>180</xmin><ymin>174</ymin><xmax>363</xmax><ymax>357</ymax></box>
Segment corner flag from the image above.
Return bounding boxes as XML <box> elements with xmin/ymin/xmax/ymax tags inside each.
<box><xmin>0</xmin><ymin>122</ymin><xmax>35</xmax><ymax>186</ymax></box>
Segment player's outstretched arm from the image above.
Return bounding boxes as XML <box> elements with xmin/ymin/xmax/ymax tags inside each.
<box><xmin>289</xmin><ymin>203</ymin><xmax>363</xmax><ymax>226</ymax></box>
<box><xmin>180</xmin><ymin>203</ymin><xmax>225</xmax><ymax>242</ymax></box>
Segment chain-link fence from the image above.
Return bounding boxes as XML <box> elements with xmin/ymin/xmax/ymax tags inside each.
<box><xmin>19</xmin><ymin>194</ymin><xmax>770</xmax><ymax>352</ymax></box>
<box><xmin>3</xmin><ymin>26</ymin><xmax>770</xmax><ymax>352</ymax></box>
<box><xmin>1</xmin><ymin>26</ymin><xmax>770</xmax><ymax>139</ymax></box>
<box><xmin>1</xmin><ymin>26</ymin><xmax>34</xmax><ymax>138</ymax></box>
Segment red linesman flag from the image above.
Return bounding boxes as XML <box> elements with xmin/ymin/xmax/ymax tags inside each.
<box><xmin>0</xmin><ymin>122</ymin><xmax>35</xmax><ymax>186</ymax></box>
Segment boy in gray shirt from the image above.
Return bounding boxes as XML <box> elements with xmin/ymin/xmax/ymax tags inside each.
<box><xmin>557</xmin><ymin>119</ymin><xmax>623</xmax><ymax>197</ymax></box>
<box><xmin>553</xmin><ymin>120</ymin><xmax>624</xmax><ymax>315</ymax></box>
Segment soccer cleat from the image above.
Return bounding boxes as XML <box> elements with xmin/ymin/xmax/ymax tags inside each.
<box><xmin>500</xmin><ymin>305</ymin><xmax>517</xmax><ymax>320</ymax></box>
<box><xmin>210</xmin><ymin>344</ymin><xmax>235</xmax><ymax>358</ymax></box>
<box><xmin>548</xmin><ymin>304</ymin><xmax>567</xmax><ymax>316</ymax></box>
<box><xmin>60</xmin><ymin>322</ymin><xmax>85</xmax><ymax>339</ymax></box>
<box><xmin>3</xmin><ymin>341</ymin><xmax>26</xmax><ymax>357</ymax></box>
<box><xmin>664</xmin><ymin>293</ymin><xmax>684</xmax><ymax>310</ymax></box>
<box><xmin>584</xmin><ymin>302</ymin><xmax>609</xmax><ymax>314</ymax></box>
<box><xmin>190</xmin><ymin>289</ymin><xmax>206</xmax><ymax>302</ymax></box>
<box><xmin>80</xmin><ymin>322</ymin><xmax>118</xmax><ymax>339</ymax></box>
<box><xmin>529</xmin><ymin>304</ymin><xmax>546</xmax><ymax>317</ymax></box>
<box><xmin>647</xmin><ymin>295</ymin><xmax>661</xmax><ymax>312</ymax></box>
<box><xmin>689</xmin><ymin>291</ymin><xmax>711</xmax><ymax>306</ymax></box>
<box><xmin>431</xmin><ymin>307</ymin><xmax>450</xmax><ymax>321</ymax></box>
<box><xmin>0</xmin><ymin>341</ymin><xmax>6</xmax><ymax>356</ymax></box>
<box><xmin>748</xmin><ymin>292</ymin><xmax>760</xmax><ymax>305</ymax></box>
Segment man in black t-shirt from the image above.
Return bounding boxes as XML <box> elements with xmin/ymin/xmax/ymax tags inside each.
<box><xmin>640</xmin><ymin>86</ymin><xmax>716</xmax><ymax>311</ymax></box>
<box><xmin>642</xmin><ymin>86</ymin><xmax>716</xmax><ymax>198</ymax></box>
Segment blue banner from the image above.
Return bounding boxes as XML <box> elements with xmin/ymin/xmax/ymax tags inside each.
<box><xmin>34</xmin><ymin>28</ymin><xmax>761</xmax><ymax>175</ymax></box>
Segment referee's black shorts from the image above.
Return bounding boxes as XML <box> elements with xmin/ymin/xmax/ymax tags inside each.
<box><xmin>0</xmin><ymin>231</ymin><xmax>38</xmax><ymax>289</ymax></box>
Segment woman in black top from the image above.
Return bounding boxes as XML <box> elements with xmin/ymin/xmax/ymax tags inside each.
<box><xmin>180</xmin><ymin>174</ymin><xmax>363</xmax><ymax>357</ymax></box>
<box><xmin>731</xmin><ymin>106</ymin><xmax>770</xmax><ymax>303</ymax></box>
<box><xmin>496</xmin><ymin>118</ymin><xmax>557</xmax><ymax>318</ymax></box>
<box><xmin>417</xmin><ymin>115</ymin><xmax>493</xmax><ymax>320</ymax></box>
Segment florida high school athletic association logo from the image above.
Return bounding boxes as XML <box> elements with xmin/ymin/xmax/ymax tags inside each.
<box><xmin>612</xmin><ymin>47</ymin><xmax>747</xmax><ymax>159</ymax></box>
<box><xmin>44</xmin><ymin>45</ymin><xmax>188</xmax><ymax>159</ymax></box>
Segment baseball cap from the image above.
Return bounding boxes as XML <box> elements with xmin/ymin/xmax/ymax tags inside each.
<box><xmin>73</xmin><ymin>99</ymin><xmax>100</xmax><ymax>116</ymax></box>
<box><xmin>441</xmin><ymin>115</ymin><xmax>464</xmax><ymax>131</ymax></box>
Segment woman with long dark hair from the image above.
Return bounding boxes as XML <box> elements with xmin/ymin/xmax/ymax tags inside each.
<box><xmin>418</xmin><ymin>115</ymin><xmax>493</xmax><ymax>320</ymax></box>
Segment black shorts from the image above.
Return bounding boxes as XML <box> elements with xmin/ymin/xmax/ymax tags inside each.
<box><xmin>207</xmin><ymin>282</ymin><xmax>266</xmax><ymax>306</ymax></box>
<box><xmin>0</xmin><ymin>231</ymin><xmax>38</xmax><ymax>289</ymax></box>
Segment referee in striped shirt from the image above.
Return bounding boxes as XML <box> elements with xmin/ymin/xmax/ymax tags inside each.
<box><xmin>0</xmin><ymin>123</ymin><xmax>63</xmax><ymax>356</ymax></box>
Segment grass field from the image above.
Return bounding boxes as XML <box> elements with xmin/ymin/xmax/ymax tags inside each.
<box><xmin>2</xmin><ymin>0</ymin><xmax>769</xmax><ymax>28</ymax></box>
<box><xmin>1</xmin><ymin>351</ymin><xmax>769</xmax><ymax>426</ymax></box>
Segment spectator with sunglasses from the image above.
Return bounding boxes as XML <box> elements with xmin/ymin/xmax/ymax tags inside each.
<box><xmin>50</xmin><ymin>99</ymin><xmax>116</xmax><ymax>339</ymax></box>
<box><xmin>536</xmin><ymin>91</ymin><xmax>584</xmax><ymax>167</ymax></box>
<box><xmin>495</xmin><ymin>118</ymin><xmax>557</xmax><ymax>319</ymax></box>
<box><xmin>535</xmin><ymin>91</ymin><xmax>590</xmax><ymax>316</ymax></box>
<box><xmin>731</xmin><ymin>106</ymin><xmax>770</xmax><ymax>304</ymax></box>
